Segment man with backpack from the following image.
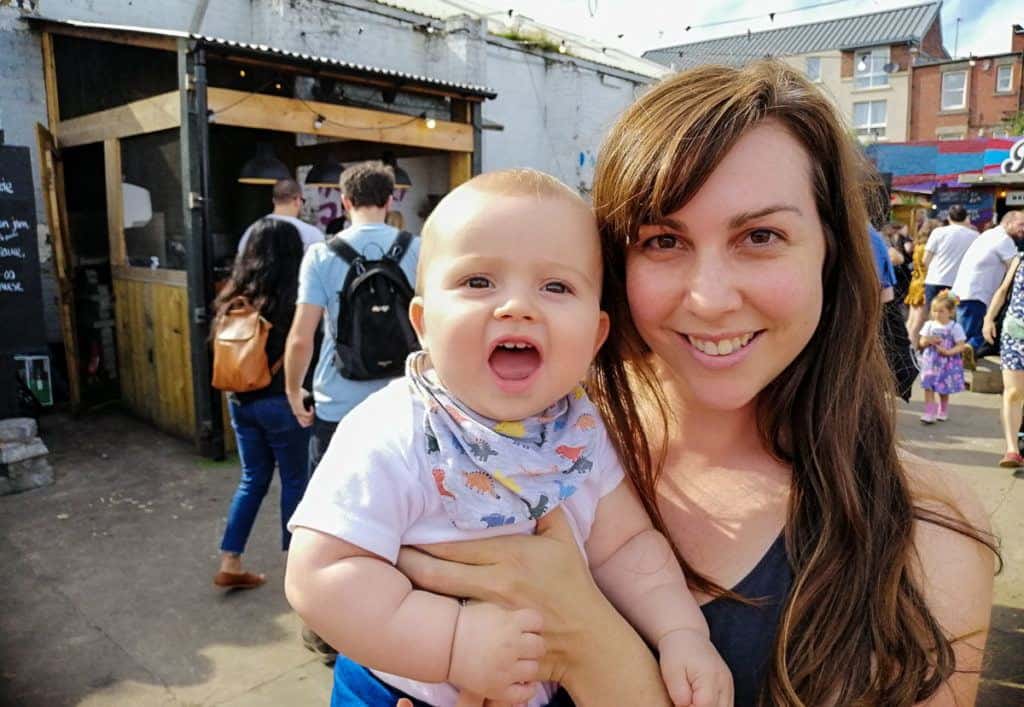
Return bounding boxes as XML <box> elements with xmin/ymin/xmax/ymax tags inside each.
<box><xmin>285</xmin><ymin>160</ymin><xmax>420</xmax><ymax>474</ymax></box>
<box><xmin>284</xmin><ymin>161</ymin><xmax>419</xmax><ymax>663</ymax></box>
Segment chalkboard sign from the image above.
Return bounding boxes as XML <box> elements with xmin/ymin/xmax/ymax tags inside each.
<box><xmin>0</xmin><ymin>145</ymin><xmax>47</xmax><ymax>355</ymax></box>
<box><xmin>931</xmin><ymin>187</ymin><xmax>994</xmax><ymax>230</ymax></box>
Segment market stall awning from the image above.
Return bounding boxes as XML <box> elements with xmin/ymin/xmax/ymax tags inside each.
<box><xmin>865</xmin><ymin>138</ymin><xmax>1021</xmax><ymax>193</ymax></box>
<box><xmin>23</xmin><ymin>15</ymin><xmax>497</xmax><ymax>101</ymax></box>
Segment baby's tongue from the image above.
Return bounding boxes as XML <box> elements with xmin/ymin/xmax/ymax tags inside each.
<box><xmin>489</xmin><ymin>347</ymin><xmax>541</xmax><ymax>380</ymax></box>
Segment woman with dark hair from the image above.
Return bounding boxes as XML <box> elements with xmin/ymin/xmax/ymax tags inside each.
<box><xmin>385</xmin><ymin>61</ymin><xmax>996</xmax><ymax>706</ymax></box>
<box><xmin>212</xmin><ymin>217</ymin><xmax>311</xmax><ymax>589</ymax></box>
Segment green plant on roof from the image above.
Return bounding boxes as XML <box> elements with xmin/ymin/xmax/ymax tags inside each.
<box><xmin>494</xmin><ymin>29</ymin><xmax>566</xmax><ymax>55</ymax></box>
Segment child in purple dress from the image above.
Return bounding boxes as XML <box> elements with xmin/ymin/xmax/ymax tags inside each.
<box><xmin>918</xmin><ymin>290</ymin><xmax>967</xmax><ymax>424</ymax></box>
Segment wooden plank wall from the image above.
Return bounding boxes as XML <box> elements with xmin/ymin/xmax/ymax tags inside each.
<box><xmin>113</xmin><ymin>277</ymin><xmax>194</xmax><ymax>439</ymax></box>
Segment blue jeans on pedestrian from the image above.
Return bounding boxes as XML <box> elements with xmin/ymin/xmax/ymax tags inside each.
<box><xmin>309</xmin><ymin>415</ymin><xmax>340</xmax><ymax>480</ymax></box>
<box><xmin>221</xmin><ymin>394</ymin><xmax>311</xmax><ymax>555</ymax></box>
<box><xmin>956</xmin><ymin>299</ymin><xmax>987</xmax><ymax>351</ymax></box>
<box><xmin>924</xmin><ymin>283</ymin><xmax>950</xmax><ymax>313</ymax></box>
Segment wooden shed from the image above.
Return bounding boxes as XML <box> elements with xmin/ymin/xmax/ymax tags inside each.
<box><xmin>28</xmin><ymin>17</ymin><xmax>493</xmax><ymax>457</ymax></box>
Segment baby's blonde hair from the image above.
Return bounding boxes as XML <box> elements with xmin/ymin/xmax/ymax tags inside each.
<box><xmin>930</xmin><ymin>289</ymin><xmax>958</xmax><ymax>315</ymax></box>
<box><xmin>415</xmin><ymin>169</ymin><xmax>593</xmax><ymax>294</ymax></box>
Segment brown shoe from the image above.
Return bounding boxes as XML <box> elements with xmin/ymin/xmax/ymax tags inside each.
<box><xmin>213</xmin><ymin>571</ymin><xmax>266</xmax><ymax>589</ymax></box>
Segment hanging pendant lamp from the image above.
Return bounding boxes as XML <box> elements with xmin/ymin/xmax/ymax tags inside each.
<box><xmin>381</xmin><ymin>151</ymin><xmax>412</xmax><ymax>190</ymax></box>
<box><xmin>305</xmin><ymin>157</ymin><xmax>345</xmax><ymax>188</ymax></box>
<box><xmin>238</xmin><ymin>143</ymin><xmax>291</xmax><ymax>184</ymax></box>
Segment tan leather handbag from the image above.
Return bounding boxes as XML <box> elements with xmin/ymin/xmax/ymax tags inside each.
<box><xmin>211</xmin><ymin>297</ymin><xmax>281</xmax><ymax>392</ymax></box>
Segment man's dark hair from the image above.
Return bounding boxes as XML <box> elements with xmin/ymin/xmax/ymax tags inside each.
<box><xmin>272</xmin><ymin>178</ymin><xmax>303</xmax><ymax>203</ymax></box>
<box><xmin>948</xmin><ymin>204</ymin><xmax>968</xmax><ymax>222</ymax></box>
<box><xmin>340</xmin><ymin>161</ymin><xmax>395</xmax><ymax>208</ymax></box>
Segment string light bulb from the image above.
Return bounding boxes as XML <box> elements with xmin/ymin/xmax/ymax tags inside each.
<box><xmin>559</xmin><ymin>40</ymin><xmax>567</xmax><ymax>54</ymax></box>
<box><xmin>426</xmin><ymin>117</ymin><xmax>437</xmax><ymax>129</ymax></box>
<box><xmin>857</xmin><ymin>57</ymin><xmax>868</xmax><ymax>72</ymax></box>
<box><xmin>239</xmin><ymin>69</ymin><xmax>246</xmax><ymax>77</ymax></box>
<box><xmin>968</xmin><ymin>54</ymin><xmax>977</xmax><ymax>67</ymax></box>
<box><xmin>313</xmin><ymin>114</ymin><xmax>325</xmax><ymax>130</ymax></box>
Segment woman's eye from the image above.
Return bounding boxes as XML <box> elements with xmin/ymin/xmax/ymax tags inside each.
<box><xmin>745</xmin><ymin>229</ymin><xmax>780</xmax><ymax>246</ymax></box>
<box><xmin>465</xmin><ymin>276</ymin><xmax>491</xmax><ymax>289</ymax></box>
<box><xmin>640</xmin><ymin>234</ymin><xmax>680</xmax><ymax>250</ymax></box>
<box><xmin>543</xmin><ymin>281</ymin><xmax>570</xmax><ymax>294</ymax></box>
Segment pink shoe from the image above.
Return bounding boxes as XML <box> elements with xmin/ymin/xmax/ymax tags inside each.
<box><xmin>920</xmin><ymin>402</ymin><xmax>937</xmax><ymax>424</ymax></box>
<box><xmin>936</xmin><ymin>402</ymin><xmax>949</xmax><ymax>421</ymax></box>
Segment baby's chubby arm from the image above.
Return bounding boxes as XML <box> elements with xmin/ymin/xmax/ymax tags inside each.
<box><xmin>285</xmin><ymin>527</ymin><xmax>543</xmax><ymax>702</ymax></box>
<box><xmin>585</xmin><ymin>482</ymin><xmax>732</xmax><ymax>706</ymax></box>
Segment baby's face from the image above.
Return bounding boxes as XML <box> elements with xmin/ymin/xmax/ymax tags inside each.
<box><xmin>410</xmin><ymin>192</ymin><xmax>608</xmax><ymax>421</ymax></box>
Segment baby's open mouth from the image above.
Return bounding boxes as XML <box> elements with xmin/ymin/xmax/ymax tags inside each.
<box><xmin>488</xmin><ymin>340</ymin><xmax>542</xmax><ymax>381</ymax></box>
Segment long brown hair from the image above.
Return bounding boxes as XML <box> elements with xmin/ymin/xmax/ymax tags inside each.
<box><xmin>589</xmin><ymin>61</ymin><xmax>996</xmax><ymax>705</ymax></box>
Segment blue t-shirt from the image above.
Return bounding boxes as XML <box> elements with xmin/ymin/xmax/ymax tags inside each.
<box><xmin>297</xmin><ymin>222</ymin><xmax>420</xmax><ymax>423</ymax></box>
<box><xmin>869</xmin><ymin>225</ymin><xmax>896</xmax><ymax>290</ymax></box>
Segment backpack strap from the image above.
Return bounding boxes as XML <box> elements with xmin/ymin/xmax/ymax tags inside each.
<box><xmin>327</xmin><ymin>235</ymin><xmax>362</xmax><ymax>264</ymax></box>
<box><xmin>386</xmin><ymin>231</ymin><xmax>414</xmax><ymax>263</ymax></box>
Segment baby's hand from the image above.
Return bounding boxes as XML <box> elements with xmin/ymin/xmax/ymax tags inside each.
<box><xmin>658</xmin><ymin>628</ymin><xmax>733</xmax><ymax>707</ymax></box>
<box><xmin>447</xmin><ymin>601</ymin><xmax>544</xmax><ymax>703</ymax></box>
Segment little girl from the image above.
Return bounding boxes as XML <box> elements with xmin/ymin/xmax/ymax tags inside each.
<box><xmin>918</xmin><ymin>290</ymin><xmax>967</xmax><ymax>423</ymax></box>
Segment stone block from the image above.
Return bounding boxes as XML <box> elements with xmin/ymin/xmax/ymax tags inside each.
<box><xmin>969</xmin><ymin>356</ymin><xmax>1003</xmax><ymax>395</ymax></box>
<box><xmin>0</xmin><ymin>456</ymin><xmax>54</xmax><ymax>496</ymax></box>
<box><xmin>0</xmin><ymin>436</ymin><xmax>48</xmax><ymax>464</ymax></box>
<box><xmin>0</xmin><ymin>417</ymin><xmax>37</xmax><ymax>443</ymax></box>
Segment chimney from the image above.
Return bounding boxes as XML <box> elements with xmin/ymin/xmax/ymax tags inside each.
<box><xmin>1013</xmin><ymin>24</ymin><xmax>1024</xmax><ymax>54</ymax></box>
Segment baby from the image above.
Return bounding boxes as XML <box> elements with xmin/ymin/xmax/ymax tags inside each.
<box><xmin>286</xmin><ymin>169</ymin><xmax>729</xmax><ymax>706</ymax></box>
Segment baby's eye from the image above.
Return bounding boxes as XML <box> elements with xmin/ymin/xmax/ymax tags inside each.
<box><xmin>465</xmin><ymin>276</ymin><xmax>492</xmax><ymax>289</ymax></box>
<box><xmin>744</xmin><ymin>229</ymin><xmax>780</xmax><ymax>247</ymax></box>
<box><xmin>543</xmin><ymin>281</ymin><xmax>571</xmax><ymax>294</ymax></box>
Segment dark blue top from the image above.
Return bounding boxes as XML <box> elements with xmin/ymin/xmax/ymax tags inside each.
<box><xmin>332</xmin><ymin>534</ymin><xmax>793</xmax><ymax>707</ymax></box>
<box><xmin>870</xmin><ymin>225</ymin><xmax>897</xmax><ymax>290</ymax></box>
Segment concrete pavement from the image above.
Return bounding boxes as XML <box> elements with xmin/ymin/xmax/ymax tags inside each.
<box><xmin>0</xmin><ymin>383</ymin><xmax>1021</xmax><ymax>706</ymax></box>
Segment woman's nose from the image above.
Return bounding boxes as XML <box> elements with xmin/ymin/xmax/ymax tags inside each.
<box><xmin>685</xmin><ymin>253</ymin><xmax>742</xmax><ymax>320</ymax></box>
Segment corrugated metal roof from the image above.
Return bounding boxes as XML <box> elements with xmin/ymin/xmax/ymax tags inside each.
<box><xmin>372</xmin><ymin>0</ymin><xmax>669</xmax><ymax>80</ymax></box>
<box><xmin>23</xmin><ymin>15</ymin><xmax>497</xmax><ymax>98</ymax></box>
<box><xmin>643</xmin><ymin>1</ymin><xmax>942</xmax><ymax>70</ymax></box>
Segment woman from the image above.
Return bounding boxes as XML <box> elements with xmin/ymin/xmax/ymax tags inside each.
<box><xmin>906</xmin><ymin>219</ymin><xmax>942</xmax><ymax>347</ymax></box>
<box><xmin>983</xmin><ymin>253</ymin><xmax>1024</xmax><ymax>468</ymax></box>
<box><xmin>212</xmin><ymin>218</ymin><xmax>311</xmax><ymax>589</ymax></box>
<box><xmin>337</xmin><ymin>62</ymin><xmax>996</xmax><ymax>705</ymax></box>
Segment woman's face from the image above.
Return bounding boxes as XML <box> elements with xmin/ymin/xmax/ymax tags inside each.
<box><xmin>626</xmin><ymin>121</ymin><xmax>827</xmax><ymax>412</ymax></box>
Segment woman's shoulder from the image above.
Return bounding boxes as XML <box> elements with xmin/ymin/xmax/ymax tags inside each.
<box><xmin>899</xmin><ymin>450</ymin><xmax>990</xmax><ymax>537</ymax></box>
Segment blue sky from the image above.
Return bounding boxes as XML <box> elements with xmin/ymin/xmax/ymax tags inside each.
<box><xmin>488</xmin><ymin>0</ymin><xmax>1018</xmax><ymax>59</ymax></box>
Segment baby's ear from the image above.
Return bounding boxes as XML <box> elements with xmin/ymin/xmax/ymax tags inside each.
<box><xmin>409</xmin><ymin>296</ymin><xmax>428</xmax><ymax>348</ymax></box>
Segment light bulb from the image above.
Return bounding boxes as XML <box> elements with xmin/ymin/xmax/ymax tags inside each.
<box><xmin>857</xmin><ymin>58</ymin><xmax>867</xmax><ymax>72</ymax></box>
<box><xmin>314</xmin><ymin>115</ymin><xmax>325</xmax><ymax>130</ymax></box>
<box><xmin>426</xmin><ymin>117</ymin><xmax>437</xmax><ymax>129</ymax></box>
<box><xmin>559</xmin><ymin>41</ymin><xmax>567</xmax><ymax>54</ymax></box>
<box><xmin>239</xmin><ymin>69</ymin><xmax>246</xmax><ymax>77</ymax></box>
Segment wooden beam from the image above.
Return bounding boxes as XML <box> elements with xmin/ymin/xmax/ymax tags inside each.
<box><xmin>36</xmin><ymin>22</ymin><xmax>177</xmax><ymax>53</ymax></box>
<box><xmin>56</xmin><ymin>91</ymin><xmax>181</xmax><ymax>147</ymax></box>
<box><xmin>112</xmin><ymin>264</ymin><xmax>187</xmax><ymax>287</ymax></box>
<box><xmin>207</xmin><ymin>88</ymin><xmax>474</xmax><ymax>153</ymax></box>
<box><xmin>449</xmin><ymin>152</ymin><xmax>472</xmax><ymax>190</ymax></box>
<box><xmin>40</xmin><ymin>32</ymin><xmax>60</xmax><ymax>128</ymax></box>
<box><xmin>104</xmin><ymin>140</ymin><xmax>127</xmax><ymax>267</ymax></box>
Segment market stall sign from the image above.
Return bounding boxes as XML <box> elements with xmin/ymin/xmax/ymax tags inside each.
<box><xmin>1003</xmin><ymin>137</ymin><xmax>1024</xmax><ymax>175</ymax></box>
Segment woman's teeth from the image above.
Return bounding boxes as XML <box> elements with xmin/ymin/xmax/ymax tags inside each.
<box><xmin>498</xmin><ymin>342</ymin><xmax>533</xmax><ymax>350</ymax></box>
<box><xmin>687</xmin><ymin>333</ymin><xmax>754</xmax><ymax>356</ymax></box>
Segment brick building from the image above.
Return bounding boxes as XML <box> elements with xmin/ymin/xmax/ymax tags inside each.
<box><xmin>643</xmin><ymin>1</ymin><xmax>949</xmax><ymax>143</ymax></box>
<box><xmin>908</xmin><ymin>24</ymin><xmax>1024</xmax><ymax>141</ymax></box>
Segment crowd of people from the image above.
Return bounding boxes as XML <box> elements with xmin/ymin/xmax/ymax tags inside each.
<box><xmin>206</xmin><ymin>60</ymin><xmax>1000</xmax><ymax>707</ymax></box>
<box><xmin>882</xmin><ymin>207</ymin><xmax>1024</xmax><ymax>464</ymax></box>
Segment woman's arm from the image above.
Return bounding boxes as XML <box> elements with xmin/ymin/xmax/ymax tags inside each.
<box><xmin>901</xmin><ymin>456</ymin><xmax>996</xmax><ymax>706</ymax></box>
<box><xmin>398</xmin><ymin>509</ymin><xmax>672</xmax><ymax>706</ymax></box>
<box><xmin>983</xmin><ymin>256</ymin><xmax>1019</xmax><ymax>344</ymax></box>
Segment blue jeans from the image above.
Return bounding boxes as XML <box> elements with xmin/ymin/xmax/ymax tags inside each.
<box><xmin>331</xmin><ymin>655</ymin><xmax>431</xmax><ymax>707</ymax></box>
<box><xmin>309</xmin><ymin>415</ymin><xmax>340</xmax><ymax>479</ymax></box>
<box><xmin>956</xmin><ymin>299</ymin><xmax>987</xmax><ymax>351</ymax></box>
<box><xmin>924</xmin><ymin>283</ymin><xmax>950</xmax><ymax>313</ymax></box>
<box><xmin>221</xmin><ymin>394</ymin><xmax>311</xmax><ymax>554</ymax></box>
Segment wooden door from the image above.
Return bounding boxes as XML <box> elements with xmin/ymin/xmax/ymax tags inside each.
<box><xmin>35</xmin><ymin>123</ymin><xmax>82</xmax><ymax>409</ymax></box>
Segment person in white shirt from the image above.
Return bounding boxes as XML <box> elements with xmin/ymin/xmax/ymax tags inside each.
<box><xmin>923</xmin><ymin>204</ymin><xmax>976</xmax><ymax>311</ymax></box>
<box><xmin>952</xmin><ymin>210</ymin><xmax>1024</xmax><ymax>353</ymax></box>
<box><xmin>237</xmin><ymin>178</ymin><xmax>325</xmax><ymax>255</ymax></box>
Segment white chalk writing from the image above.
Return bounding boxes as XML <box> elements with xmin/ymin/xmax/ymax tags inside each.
<box><xmin>0</xmin><ymin>180</ymin><xmax>13</xmax><ymax>195</ymax></box>
<box><xmin>0</xmin><ymin>247</ymin><xmax>25</xmax><ymax>258</ymax></box>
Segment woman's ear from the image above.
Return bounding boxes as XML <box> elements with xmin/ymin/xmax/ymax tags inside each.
<box><xmin>409</xmin><ymin>296</ymin><xmax>428</xmax><ymax>349</ymax></box>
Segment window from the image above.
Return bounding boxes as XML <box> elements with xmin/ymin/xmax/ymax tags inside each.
<box><xmin>996</xmin><ymin>64</ymin><xmax>1013</xmax><ymax>93</ymax></box>
<box><xmin>805</xmin><ymin>56</ymin><xmax>821</xmax><ymax>82</ymax></box>
<box><xmin>853</xmin><ymin>100</ymin><xmax>887</xmax><ymax>138</ymax></box>
<box><xmin>993</xmin><ymin>127</ymin><xmax>1010</xmax><ymax>138</ymax></box>
<box><xmin>854</xmin><ymin>47</ymin><xmax>889</xmax><ymax>89</ymax></box>
<box><xmin>941</xmin><ymin>70</ymin><xmax>967</xmax><ymax>110</ymax></box>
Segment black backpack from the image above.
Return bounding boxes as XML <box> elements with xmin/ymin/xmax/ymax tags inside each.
<box><xmin>327</xmin><ymin>231</ymin><xmax>420</xmax><ymax>380</ymax></box>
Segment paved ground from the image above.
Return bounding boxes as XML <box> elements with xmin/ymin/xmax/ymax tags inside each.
<box><xmin>0</xmin><ymin>383</ymin><xmax>1021</xmax><ymax>706</ymax></box>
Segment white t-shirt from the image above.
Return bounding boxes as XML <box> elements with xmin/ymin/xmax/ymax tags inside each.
<box><xmin>288</xmin><ymin>377</ymin><xmax>624</xmax><ymax>707</ymax></box>
<box><xmin>237</xmin><ymin>214</ymin><xmax>325</xmax><ymax>254</ymax></box>
<box><xmin>920</xmin><ymin>319</ymin><xmax>966</xmax><ymax>343</ymax></box>
<box><xmin>951</xmin><ymin>226</ymin><xmax>1018</xmax><ymax>306</ymax></box>
<box><xmin>924</xmin><ymin>223</ymin><xmax>976</xmax><ymax>286</ymax></box>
